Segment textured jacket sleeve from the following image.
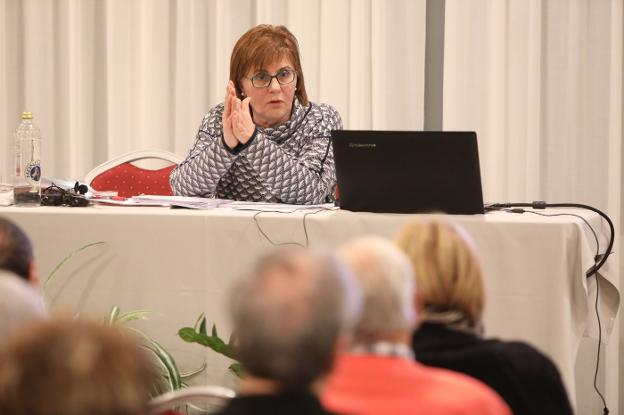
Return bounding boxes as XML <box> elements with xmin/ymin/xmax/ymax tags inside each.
<box><xmin>239</xmin><ymin>104</ymin><xmax>342</xmax><ymax>204</ymax></box>
<box><xmin>170</xmin><ymin>105</ymin><xmax>237</xmax><ymax>197</ymax></box>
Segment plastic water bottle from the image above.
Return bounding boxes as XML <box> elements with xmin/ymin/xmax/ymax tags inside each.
<box><xmin>0</xmin><ymin>131</ymin><xmax>12</xmax><ymax>205</ymax></box>
<box><xmin>13</xmin><ymin>112</ymin><xmax>42</xmax><ymax>206</ymax></box>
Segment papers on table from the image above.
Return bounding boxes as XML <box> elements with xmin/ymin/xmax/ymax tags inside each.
<box><xmin>134</xmin><ymin>195</ymin><xmax>232</xmax><ymax>209</ymax></box>
<box><xmin>226</xmin><ymin>201</ymin><xmax>336</xmax><ymax>212</ymax></box>
<box><xmin>91</xmin><ymin>195</ymin><xmax>229</xmax><ymax>209</ymax></box>
<box><xmin>91</xmin><ymin>194</ymin><xmax>336</xmax><ymax>212</ymax></box>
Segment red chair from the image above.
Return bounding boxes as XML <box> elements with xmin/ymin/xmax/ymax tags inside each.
<box><xmin>85</xmin><ymin>150</ymin><xmax>182</xmax><ymax>198</ymax></box>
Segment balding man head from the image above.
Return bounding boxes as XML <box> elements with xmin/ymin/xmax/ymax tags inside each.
<box><xmin>229</xmin><ymin>247</ymin><xmax>361</xmax><ymax>391</ymax></box>
<box><xmin>336</xmin><ymin>236</ymin><xmax>417</xmax><ymax>345</ymax></box>
<box><xmin>0</xmin><ymin>271</ymin><xmax>47</xmax><ymax>350</ymax></box>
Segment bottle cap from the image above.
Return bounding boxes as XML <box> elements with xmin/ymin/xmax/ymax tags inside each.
<box><xmin>21</xmin><ymin>112</ymin><xmax>33</xmax><ymax>120</ymax></box>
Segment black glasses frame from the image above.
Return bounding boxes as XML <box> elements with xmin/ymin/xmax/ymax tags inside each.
<box><xmin>247</xmin><ymin>69</ymin><xmax>297</xmax><ymax>88</ymax></box>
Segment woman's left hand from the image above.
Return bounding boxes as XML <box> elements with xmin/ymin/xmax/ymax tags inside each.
<box><xmin>232</xmin><ymin>97</ymin><xmax>256</xmax><ymax>144</ymax></box>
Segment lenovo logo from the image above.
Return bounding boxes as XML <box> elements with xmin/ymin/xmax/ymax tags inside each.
<box><xmin>348</xmin><ymin>143</ymin><xmax>377</xmax><ymax>148</ymax></box>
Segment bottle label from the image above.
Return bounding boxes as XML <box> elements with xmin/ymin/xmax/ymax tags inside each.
<box><xmin>25</xmin><ymin>160</ymin><xmax>41</xmax><ymax>184</ymax></box>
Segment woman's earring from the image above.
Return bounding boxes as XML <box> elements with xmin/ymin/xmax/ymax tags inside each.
<box><xmin>241</xmin><ymin>92</ymin><xmax>245</xmax><ymax>97</ymax></box>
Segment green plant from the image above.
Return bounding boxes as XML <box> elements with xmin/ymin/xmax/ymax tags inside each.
<box><xmin>42</xmin><ymin>242</ymin><xmax>206</xmax><ymax>397</ymax></box>
<box><xmin>43</xmin><ymin>241</ymin><xmax>106</xmax><ymax>293</ymax></box>
<box><xmin>107</xmin><ymin>306</ymin><xmax>207</xmax><ymax>395</ymax></box>
<box><xmin>178</xmin><ymin>313</ymin><xmax>241</xmax><ymax>377</ymax></box>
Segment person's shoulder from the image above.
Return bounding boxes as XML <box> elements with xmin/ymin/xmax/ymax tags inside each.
<box><xmin>486</xmin><ymin>338</ymin><xmax>563</xmax><ymax>378</ymax></box>
<box><xmin>311</xmin><ymin>102</ymin><xmax>341</xmax><ymax>117</ymax></box>
<box><xmin>202</xmin><ymin>103</ymin><xmax>225</xmax><ymax>122</ymax></box>
<box><xmin>418</xmin><ymin>364</ymin><xmax>511</xmax><ymax>413</ymax></box>
<box><xmin>197</xmin><ymin>103</ymin><xmax>225</xmax><ymax>132</ymax></box>
<box><xmin>307</xmin><ymin>102</ymin><xmax>343</xmax><ymax>128</ymax></box>
<box><xmin>484</xmin><ymin>338</ymin><xmax>553</xmax><ymax>365</ymax></box>
<box><xmin>421</xmin><ymin>362</ymin><xmax>491</xmax><ymax>390</ymax></box>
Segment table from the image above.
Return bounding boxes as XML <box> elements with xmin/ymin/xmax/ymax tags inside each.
<box><xmin>0</xmin><ymin>205</ymin><xmax>619</xmax><ymax>413</ymax></box>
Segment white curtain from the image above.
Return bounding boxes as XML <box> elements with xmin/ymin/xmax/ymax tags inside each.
<box><xmin>443</xmin><ymin>0</ymin><xmax>623</xmax><ymax>413</ymax></box>
<box><xmin>0</xmin><ymin>0</ymin><xmax>426</xmax><ymax>182</ymax></box>
<box><xmin>1</xmin><ymin>0</ymin><xmax>623</xmax><ymax>411</ymax></box>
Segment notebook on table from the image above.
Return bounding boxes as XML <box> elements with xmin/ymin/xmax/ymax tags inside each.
<box><xmin>330</xmin><ymin>130</ymin><xmax>484</xmax><ymax>214</ymax></box>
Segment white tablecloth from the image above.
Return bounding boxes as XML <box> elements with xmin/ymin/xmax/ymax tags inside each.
<box><xmin>0</xmin><ymin>205</ymin><xmax>619</xmax><ymax>413</ymax></box>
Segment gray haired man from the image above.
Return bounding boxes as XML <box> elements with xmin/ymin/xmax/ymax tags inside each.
<box><xmin>214</xmin><ymin>247</ymin><xmax>361</xmax><ymax>415</ymax></box>
<box><xmin>321</xmin><ymin>237</ymin><xmax>511</xmax><ymax>415</ymax></box>
<box><xmin>0</xmin><ymin>217</ymin><xmax>46</xmax><ymax>348</ymax></box>
<box><xmin>0</xmin><ymin>271</ymin><xmax>47</xmax><ymax>350</ymax></box>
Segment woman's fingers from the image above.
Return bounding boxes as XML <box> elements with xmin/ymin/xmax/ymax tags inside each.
<box><xmin>224</xmin><ymin>85</ymin><xmax>233</xmax><ymax>117</ymax></box>
<box><xmin>241</xmin><ymin>97</ymin><xmax>251</xmax><ymax>115</ymax></box>
<box><xmin>222</xmin><ymin>86</ymin><xmax>239</xmax><ymax>149</ymax></box>
<box><xmin>233</xmin><ymin>97</ymin><xmax>242</xmax><ymax>113</ymax></box>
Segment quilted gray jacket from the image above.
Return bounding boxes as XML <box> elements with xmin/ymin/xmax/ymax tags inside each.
<box><xmin>170</xmin><ymin>99</ymin><xmax>342</xmax><ymax>204</ymax></box>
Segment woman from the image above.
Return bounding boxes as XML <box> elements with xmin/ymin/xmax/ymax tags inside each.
<box><xmin>395</xmin><ymin>220</ymin><xmax>573</xmax><ymax>415</ymax></box>
<box><xmin>170</xmin><ymin>25</ymin><xmax>342</xmax><ymax>204</ymax></box>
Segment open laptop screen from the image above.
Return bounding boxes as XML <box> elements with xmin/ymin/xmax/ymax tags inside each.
<box><xmin>330</xmin><ymin>130</ymin><xmax>484</xmax><ymax>214</ymax></box>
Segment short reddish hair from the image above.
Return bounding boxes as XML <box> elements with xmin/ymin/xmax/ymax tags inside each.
<box><xmin>230</xmin><ymin>25</ymin><xmax>309</xmax><ymax>106</ymax></box>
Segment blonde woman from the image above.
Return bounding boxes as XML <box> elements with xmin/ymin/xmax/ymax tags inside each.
<box><xmin>322</xmin><ymin>237</ymin><xmax>511</xmax><ymax>415</ymax></box>
<box><xmin>396</xmin><ymin>220</ymin><xmax>573</xmax><ymax>415</ymax></box>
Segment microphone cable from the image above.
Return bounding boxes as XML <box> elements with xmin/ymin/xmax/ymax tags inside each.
<box><xmin>249</xmin><ymin>207</ymin><xmax>334</xmax><ymax>248</ymax></box>
<box><xmin>486</xmin><ymin>201</ymin><xmax>613</xmax><ymax>414</ymax></box>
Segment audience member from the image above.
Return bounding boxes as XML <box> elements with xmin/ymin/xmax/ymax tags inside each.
<box><xmin>214</xmin><ymin>247</ymin><xmax>361</xmax><ymax>415</ymax></box>
<box><xmin>396</xmin><ymin>219</ymin><xmax>573</xmax><ymax>415</ymax></box>
<box><xmin>0</xmin><ymin>216</ymin><xmax>37</xmax><ymax>284</ymax></box>
<box><xmin>0</xmin><ymin>270</ymin><xmax>46</xmax><ymax>349</ymax></box>
<box><xmin>322</xmin><ymin>236</ymin><xmax>511</xmax><ymax>415</ymax></box>
<box><xmin>0</xmin><ymin>317</ymin><xmax>157</xmax><ymax>415</ymax></box>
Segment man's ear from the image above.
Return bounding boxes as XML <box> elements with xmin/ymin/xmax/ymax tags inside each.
<box><xmin>28</xmin><ymin>261</ymin><xmax>39</xmax><ymax>286</ymax></box>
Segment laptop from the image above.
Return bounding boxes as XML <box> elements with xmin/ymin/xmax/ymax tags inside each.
<box><xmin>331</xmin><ymin>130</ymin><xmax>484</xmax><ymax>214</ymax></box>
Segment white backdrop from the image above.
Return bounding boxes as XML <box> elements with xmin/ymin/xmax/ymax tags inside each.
<box><xmin>1</xmin><ymin>0</ymin><xmax>623</xmax><ymax>413</ymax></box>
<box><xmin>0</xmin><ymin>0</ymin><xmax>426</xmax><ymax>181</ymax></box>
<box><xmin>443</xmin><ymin>1</ymin><xmax>623</xmax><ymax>413</ymax></box>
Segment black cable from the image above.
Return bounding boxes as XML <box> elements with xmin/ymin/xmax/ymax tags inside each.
<box><xmin>250</xmin><ymin>208</ymin><xmax>333</xmax><ymax>248</ymax></box>
<box><xmin>302</xmin><ymin>210</ymin><xmax>314</xmax><ymax>247</ymax></box>
<box><xmin>515</xmin><ymin>210</ymin><xmax>600</xmax><ymax>260</ymax></box>
<box><xmin>592</xmin><ymin>272</ymin><xmax>608</xmax><ymax>414</ymax></box>
<box><xmin>488</xmin><ymin>201</ymin><xmax>614</xmax><ymax>278</ymax></box>
<box><xmin>521</xmin><ymin>210</ymin><xmax>607</xmax><ymax>412</ymax></box>
<box><xmin>494</xmin><ymin>201</ymin><xmax>612</xmax><ymax>414</ymax></box>
<box><xmin>252</xmin><ymin>211</ymin><xmax>305</xmax><ymax>247</ymax></box>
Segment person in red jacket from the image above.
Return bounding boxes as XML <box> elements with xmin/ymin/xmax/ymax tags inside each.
<box><xmin>322</xmin><ymin>236</ymin><xmax>511</xmax><ymax>415</ymax></box>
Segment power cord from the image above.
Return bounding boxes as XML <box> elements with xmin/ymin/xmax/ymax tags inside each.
<box><xmin>487</xmin><ymin>201</ymin><xmax>612</xmax><ymax>414</ymax></box>
<box><xmin>251</xmin><ymin>208</ymin><xmax>333</xmax><ymax>248</ymax></box>
<box><xmin>486</xmin><ymin>201</ymin><xmax>614</xmax><ymax>278</ymax></box>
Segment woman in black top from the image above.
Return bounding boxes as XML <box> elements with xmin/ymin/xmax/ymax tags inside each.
<box><xmin>396</xmin><ymin>220</ymin><xmax>573</xmax><ymax>415</ymax></box>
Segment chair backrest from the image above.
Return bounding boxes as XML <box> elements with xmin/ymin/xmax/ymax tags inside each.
<box><xmin>147</xmin><ymin>385</ymin><xmax>236</xmax><ymax>415</ymax></box>
<box><xmin>85</xmin><ymin>150</ymin><xmax>183</xmax><ymax>198</ymax></box>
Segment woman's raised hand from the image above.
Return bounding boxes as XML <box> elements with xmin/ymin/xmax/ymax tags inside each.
<box><xmin>222</xmin><ymin>81</ymin><xmax>239</xmax><ymax>149</ymax></box>
<box><xmin>231</xmin><ymin>96</ymin><xmax>256</xmax><ymax>144</ymax></box>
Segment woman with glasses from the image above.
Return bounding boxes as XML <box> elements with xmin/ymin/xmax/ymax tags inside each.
<box><xmin>171</xmin><ymin>25</ymin><xmax>342</xmax><ymax>204</ymax></box>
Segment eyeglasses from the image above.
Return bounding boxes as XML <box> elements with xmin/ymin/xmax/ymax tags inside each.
<box><xmin>248</xmin><ymin>68</ymin><xmax>297</xmax><ymax>88</ymax></box>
